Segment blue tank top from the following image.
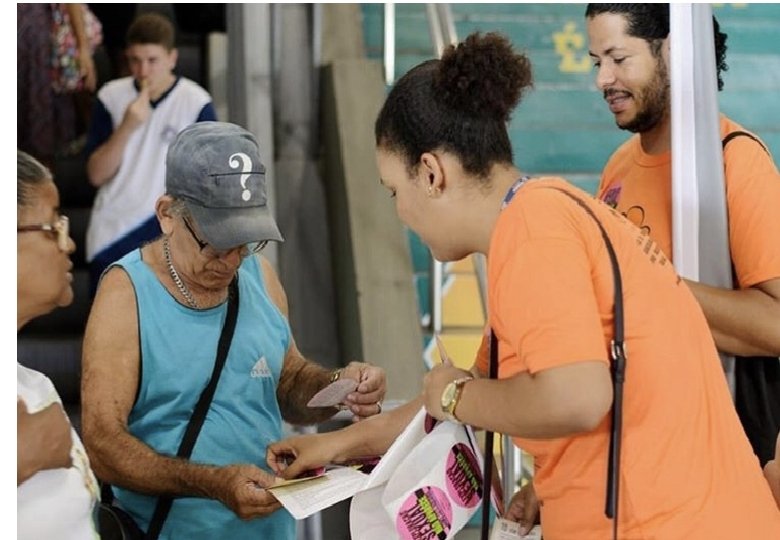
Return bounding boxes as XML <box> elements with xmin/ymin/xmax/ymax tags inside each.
<box><xmin>112</xmin><ymin>249</ymin><xmax>295</xmax><ymax>539</ymax></box>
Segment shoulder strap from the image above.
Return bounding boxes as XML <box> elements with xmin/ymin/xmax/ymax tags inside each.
<box><xmin>480</xmin><ymin>332</ymin><xmax>500</xmax><ymax>540</ymax></box>
<box><xmin>722</xmin><ymin>130</ymin><xmax>770</xmax><ymax>155</ymax></box>
<box><xmin>482</xmin><ymin>187</ymin><xmax>626</xmax><ymax>540</ymax></box>
<box><xmin>146</xmin><ymin>276</ymin><xmax>240</xmax><ymax>539</ymax></box>
<box><xmin>549</xmin><ymin>189</ymin><xmax>625</xmax><ymax>539</ymax></box>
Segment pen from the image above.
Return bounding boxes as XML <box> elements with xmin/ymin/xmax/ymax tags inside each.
<box><xmin>435</xmin><ymin>334</ymin><xmax>454</xmax><ymax>366</ymax></box>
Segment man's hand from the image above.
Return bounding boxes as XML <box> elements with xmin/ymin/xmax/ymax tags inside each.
<box><xmin>213</xmin><ymin>464</ymin><xmax>283</xmax><ymax>520</ymax></box>
<box><xmin>504</xmin><ymin>481</ymin><xmax>540</xmax><ymax>536</ymax></box>
<box><xmin>17</xmin><ymin>399</ymin><xmax>73</xmax><ymax>485</ymax></box>
<box><xmin>266</xmin><ymin>432</ymin><xmax>341</xmax><ymax>480</ymax></box>
<box><xmin>123</xmin><ymin>80</ymin><xmax>152</xmax><ymax>131</ymax></box>
<box><xmin>340</xmin><ymin>361</ymin><xmax>386</xmax><ymax>419</ymax></box>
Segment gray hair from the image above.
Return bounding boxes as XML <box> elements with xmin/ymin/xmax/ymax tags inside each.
<box><xmin>168</xmin><ymin>198</ymin><xmax>191</xmax><ymax>218</ymax></box>
<box><xmin>17</xmin><ymin>150</ymin><xmax>52</xmax><ymax>208</ymax></box>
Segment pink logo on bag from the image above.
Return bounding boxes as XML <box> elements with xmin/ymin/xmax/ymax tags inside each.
<box><xmin>396</xmin><ymin>486</ymin><xmax>452</xmax><ymax>540</ymax></box>
<box><xmin>445</xmin><ymin>442</ymin><xmax>482</xmax><ymax>508</ymax></box>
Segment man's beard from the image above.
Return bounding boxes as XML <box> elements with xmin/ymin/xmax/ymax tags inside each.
<box><xmin>617</xmin><ymin>57</ymin><xmax>670</xmax><ymax>133</ymax></box>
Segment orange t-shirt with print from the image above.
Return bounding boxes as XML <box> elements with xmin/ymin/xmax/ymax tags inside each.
<box><xmin>475</xmin><ymin>178</ymin><xmax>780</xmax><ymax>540</ymax></box>
<box><xmin>597</xmin><ymin>115</ymin><xmax>780</xmax><ymax>288</ymax></box>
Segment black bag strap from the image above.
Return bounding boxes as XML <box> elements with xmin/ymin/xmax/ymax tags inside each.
<box><xmin>481</xmin><ymin>188</ymin><xmax>626</xmax><ymax>540</ymax></box>
<box><xmin>146</xmin><ymin>277</ymin><xmax>240</xmax><ymax>540</ymax></box>
<box><xmin>722</xmin><ymin>131</ymin><xmax>780</xmax><ymax>467</ymax></box>
<box><xmin>722</xmin><ymin>130</ymin><xmax>770</xmax><ymax>155</ymax></box>
<box><xmin>480</xmin><ymin>331</ymin><xmax>500</xmax><ymax>540</ymax></box>
<box><xmin>552</xmin><ymin>189</ymin><xmax>625</xmax><ymax>540</ymax></box>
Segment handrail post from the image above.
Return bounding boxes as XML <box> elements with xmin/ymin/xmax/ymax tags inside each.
<box><xmin>425</xmin><ymin>4</ymin><xmax>445</xmax><ymax>57</ymax></box>
<box><xmin>383</xmin><ymin>3</ymin><xmax>395</xmax><ymax>85</ymax></box>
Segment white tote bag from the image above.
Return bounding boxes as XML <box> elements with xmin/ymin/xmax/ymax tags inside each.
<box><xmin>350</xmin><ymin>408</ymin><xmax>485</xmax><ymax>540</ymax></box>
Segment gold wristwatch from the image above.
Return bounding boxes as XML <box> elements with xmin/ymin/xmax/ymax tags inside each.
<box><xmin>440</xmin><ymin>376</ymin><xmax>473</xmax><ymax>424</ymax></box>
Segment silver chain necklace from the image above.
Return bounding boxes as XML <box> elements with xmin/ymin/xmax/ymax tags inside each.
<box><xmin>163</xmin><ymin>236</ymin><xmax>200</xmax><ymax>309</ymax></box>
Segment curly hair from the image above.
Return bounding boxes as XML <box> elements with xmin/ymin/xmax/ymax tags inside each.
<box><xmin>375</xmin><ymin>32</ymin><xmax>534</xmax><ymax>177</ymax></box>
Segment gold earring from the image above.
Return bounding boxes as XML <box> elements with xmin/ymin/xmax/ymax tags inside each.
<box><xmin>427</xmin><ymin>186</ymin><xmax>433</xmax><ymax>196</ymax></box>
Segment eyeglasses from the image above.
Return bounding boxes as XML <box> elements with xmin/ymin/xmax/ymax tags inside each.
<box><xmin>182</xmin><ymin>217</ymin><xmax>269</xmax><ymax>259</ymax></box>
<box><xmin>17</xmin><ymin>215</ymin><xmax>70</xmax><ymax>251</ymax></box>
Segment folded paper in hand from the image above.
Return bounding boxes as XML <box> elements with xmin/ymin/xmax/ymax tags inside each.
<box><xmin>269</xmin><ymin>408</ymin><xmax>489</xmax><ymax>540</ymax></box>
<box><xmin>307</xmin><ymin>379</ymin><xmax>358</xmax><ymax>407</ymax></box>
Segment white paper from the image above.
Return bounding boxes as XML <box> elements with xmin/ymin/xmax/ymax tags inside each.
<box><xmin>490</xmin><ymin>519</ymin><xmax>542</xmax><ymax>540</ymax></box>
<box><xmin>268</xmin><ymin>466</ymin><xmax>369</xmax><ymax>520</ymax></box>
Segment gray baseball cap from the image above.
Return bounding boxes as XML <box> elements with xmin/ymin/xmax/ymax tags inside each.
<box><xmin>165</xmin><ymin>121</ymin><xmax>283</xmax><ymax>249</ymax></box>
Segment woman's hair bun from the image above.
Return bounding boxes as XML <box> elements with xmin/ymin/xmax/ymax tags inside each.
<box><xmin>434</xmin><ymin>32</ymin><xmax>533</xmax><ymax>122</ymax></box>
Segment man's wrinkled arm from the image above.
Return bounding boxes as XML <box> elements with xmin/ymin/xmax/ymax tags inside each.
<box><xmin>255</xmin><ymin>256</ymin><xmax>341</xmax><ymax>425</ymax></box>
<box><xmin>80</xmin><ymin>267</ymin><xmax>231</xmax><ymax>499</ymax></box>
<box><xmin>277</xmin><ymin>348</ymin><xmax>339</xmax><ymax>425</ymax></box>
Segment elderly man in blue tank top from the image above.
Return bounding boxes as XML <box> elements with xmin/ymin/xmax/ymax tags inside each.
<box><xmin>80</xmin><ymin>121</ymin><xmax>387</xmax><ymax>539</ymax></box>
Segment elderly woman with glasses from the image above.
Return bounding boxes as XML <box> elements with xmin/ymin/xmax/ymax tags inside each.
<box><xmin>17</xmin><ymin>150</ymin><xmax>100</xmax><ymax>539</ymax></box>
<box><xmin>80</xmin><ymin>121</ymin><xmax>387</xmax><ymax>540</ymax></box>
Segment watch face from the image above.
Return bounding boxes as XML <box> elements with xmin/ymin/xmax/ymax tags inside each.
<box><xmin>441</xmin><ymin>382</ymin><xmax>457</xmax><ymax>411</ymax></box>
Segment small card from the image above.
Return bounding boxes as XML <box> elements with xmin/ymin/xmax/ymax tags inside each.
<box><xmin>489</xmin><ymin>518</ymin><xmax>526</xmax><ymax>540</ymax></box>
<box><xmin>307</xmin><ymin>378</ymin><xmax>358</xmax><ymax>407</ymax></box>
<box><xmin>490</xmin><ymin>519</ymin><xmax>541</xmax><ymax>540</ymax></box>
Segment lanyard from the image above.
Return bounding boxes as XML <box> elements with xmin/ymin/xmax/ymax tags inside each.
<box><xmin>500</xmin><ymin>176</ymin><xmax>531</xmax><ymax>210</ymax></box>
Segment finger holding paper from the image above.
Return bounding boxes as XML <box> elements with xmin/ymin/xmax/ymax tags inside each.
<box><xmin>267</xmin><ymin>432</ymin><xmax>344</xmax><ymax>480</ymax></box>
<box><xmin>504</xmin><ymin>481</ymin><xmax>540</xmax><ymax>536</ymax></box>
<box><xmin>340</xmin><ymin>361</ymin><xmax>386</xmax><ymax>418</ymax></box>
<box><xmin>214</xmin><ymin>464</ymin><xmax>283</xmax><ymax>519</ymax></box>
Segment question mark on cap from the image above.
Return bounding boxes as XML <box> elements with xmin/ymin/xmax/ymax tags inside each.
<box><xmin>229</xmin><ymin>152</ymin><xmax>253</xmax><ymax>201</ymax></box>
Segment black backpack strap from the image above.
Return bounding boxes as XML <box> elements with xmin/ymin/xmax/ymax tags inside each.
<box><xmin>722</xmin><ymin>131</ymin><xmax>770</xmax><ymax>155</ymax></box>
<box><xmin>146</xmin><ymin>277</ymin><xmax>240</xmax><ymax>539</ymax></box>
<box><xmin>721</xmin><ymin>131</ymin><xmax>780</xmax><ymax>467</ymax></box>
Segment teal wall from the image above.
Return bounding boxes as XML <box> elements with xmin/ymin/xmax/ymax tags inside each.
<box><xmin>362</xmin><ymin>3</ymin><xmax>780</xmax><ymax>196</ymax></box>
<box><xmin>360</xmin><ymin>3</ymin><xmax>780</xmax><ymax>327</ymax></box>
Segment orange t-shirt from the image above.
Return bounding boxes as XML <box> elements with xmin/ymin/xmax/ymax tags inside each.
<box><xmin>476</xmin><ymin>178</ymin><xmax>780</xmax><ymax>539</ymax></box>
<box><xmin>597</xmin><ymin>115</ymin><xmax>780</xmax><ymax>287</ymax></box>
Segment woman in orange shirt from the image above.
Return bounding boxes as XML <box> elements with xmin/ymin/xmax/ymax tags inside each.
<box><xmin>268</xmin><ymin>32</ymin><xmax>780</xmax><ymax>538</ymax></box>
